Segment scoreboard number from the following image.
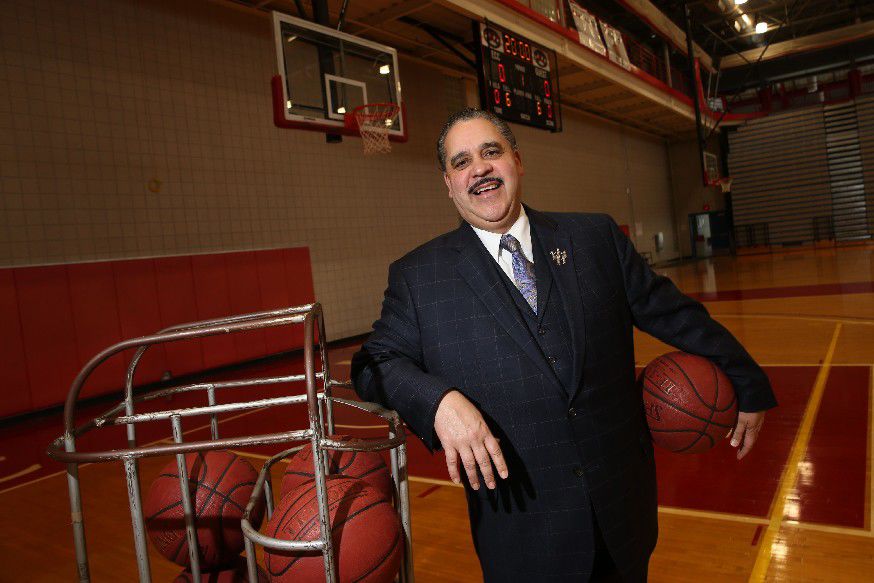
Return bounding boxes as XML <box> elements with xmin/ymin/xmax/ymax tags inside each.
<box><xmin>475</xmin><ymin>21</ymin><xmax>561</xmax><ymax>132</ymax></box>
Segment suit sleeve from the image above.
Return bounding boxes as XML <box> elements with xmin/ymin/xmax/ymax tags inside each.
<box><xmin>605</xmin><ymin>217</ymin><xmax>777</xmax><ymax>412</ymax></box>
<box><xmin>351</xmin><ymin>260</ymin><xmax>454</xmax><ymax>451</ymax></box>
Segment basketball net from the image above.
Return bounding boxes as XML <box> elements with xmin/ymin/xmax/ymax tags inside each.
<box><xmin>717</xmin><ymin>178</ymin><xmax>732</xmax><ymax>194</ymax></box>
<box><xmin>353</xmin><ymin>103</ymin><xmax>400</xmax><ymax>155</ymax></box>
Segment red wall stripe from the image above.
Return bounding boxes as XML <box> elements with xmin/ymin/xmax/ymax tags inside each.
<box><xmin>154</xmin><ymin>256</ymin><xmax>205</xmax><ymax>377</ymax></box>
<box><xmin>190</xmin><ymin>253</ymin><xmax>238</xmax><ymax>369</ymax></box>
<box><xmin>68</xmin><ymin>261</ymin><xmax>126</xmax><ymax>396</ymax></box>
<box><xmin>0</xmin><ymin>270</ymin><xmax>32</xmax><ymax>417</ymax></box>
<box><xmin>225</xmin><ymin>251</ymin><xmax>268</xmax><ymax>362</ymax></box>
<box><xmin>14</xmin><ymin>266</ymin><xmax>81</xmax><ymax>410</ymax></box>
<box><xmin>112</xmin><ymin>258</ymin><xmax>169</xmax><ymax>386</ymax></box>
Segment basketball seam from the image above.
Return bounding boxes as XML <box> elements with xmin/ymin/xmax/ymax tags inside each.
<box><xmin>268</xmin><ymin>485</ymin><xmax>393</xmax><ymax>577</ymax></box>
<box><xmin>708</xmin><ymin>358</ymin><xmax>738</xmax><ymax>413</ymax></box>
<box><xmin>658</xmin><ymin>354</ymin><xmax>719</xmax><ymax>413</ymax></box>
<box><xmin>167</xmin><ymin>453</ymin><xmax>240</xmax><ymax>564</ymax></box>
<box><xmin>271</xmin><ymin>497</ymin><xmax>391</xmax><ymax>577</ymax></box>
<box><xmin>676</xmin><ymin>431</ymin><xmax>715</xmax><ymax>453</ymax></box>
<box><xmin>642</xmin><ymin>381</ymin><xmax>734</xmax><ymax>429</ymax></box>
<box><xmin>351</xmin><ymin>527</ymin><xmax>402</xmax><ymax>583</ymax></box>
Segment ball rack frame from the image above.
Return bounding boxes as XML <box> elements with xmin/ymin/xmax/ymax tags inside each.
<box><xmin>47</xmin><ymin>303</ymin><xmax>413</xmax><ymax>583</ymax></box>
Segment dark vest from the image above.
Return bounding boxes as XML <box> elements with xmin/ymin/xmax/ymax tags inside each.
<box><xmin>492</xmin><ymin>228</ymin><xmax>576</xmax><ymax>397</ymax></box>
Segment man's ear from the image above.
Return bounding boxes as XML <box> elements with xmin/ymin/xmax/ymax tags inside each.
<box><xmin>443</xmin><ymin>172</ymin><xmax>452</xmax><ymax>196</ymax></box>
<box><xmin>514</xmin><ymin>150</ymin><xmax>524</xmax><ymax>177</ymax></box>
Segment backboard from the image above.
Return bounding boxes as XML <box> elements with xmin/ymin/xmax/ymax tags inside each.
<box><xmin>703</xmin><ymin>151</ymin><xmax>720</xmax><ymax>184</ymax></box>
<box><xmin>271</xmin><ymin>12</ymin><xmax>406</xmax><ymax>141</ymax></box>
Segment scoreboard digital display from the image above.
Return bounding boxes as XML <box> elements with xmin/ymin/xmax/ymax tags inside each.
<box><xmin>476</xmin><ymin>21</ymin><xmax>561</xmax><ymax>132</ymax></box>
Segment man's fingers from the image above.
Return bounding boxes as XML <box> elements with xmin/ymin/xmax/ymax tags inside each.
<box><xmin>472</xmin><ymin>443</ymin><xmax>496</xmax><ymax>489</ymax></box>
<box><xmin>484</xmin><ymin>435</ymin><xmax>509</xmax><ymax>480</ymax></box>
<box><xmin>458</xmin><ymin>448</ymin><xmax>481</xmax><ymax>490</ymax></box>
<box><xmin>737</xmin><ymin>425</ymin><xmax>761</xmax><ymax>460</ymax></box>
<box><xmin>730</xmin><ymin>420</ymin><xmax>746</xmax><ymax>448</ymax></box>
<box><xmin>444</xmin><ymin>447</ymin><xmax>461</xmax><ymax>485</ymax></box>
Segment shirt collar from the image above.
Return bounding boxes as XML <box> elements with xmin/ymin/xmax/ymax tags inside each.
<box><xmin>470</xmin><ymin>205</ymin><xmax>533</xmax><ymax>264</ymax></box>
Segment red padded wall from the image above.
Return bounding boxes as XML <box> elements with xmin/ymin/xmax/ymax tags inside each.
<box><xmin>0</xmin><ymin>247</ymin><xmax>314</xmax><ymax>419</ymax></box>
<box><xmin>154</xmin><ymin>256</ymin><xmax>204</xmax><ymax>377</ymax></box>
<box><xmin>191</xmin><ymin>254</ymin><xmax>238</xmax><ymax>369</ymax></box>
<box><xmin>113</xmin><ymin>258</ymin><xmax>168</xmax><ymax>386</ymax></box>
<box><xmin>0</xmin><ymin>270</ymin><xmax>31</xmax><ymax>416</ymax></box>
<box><xmin>67</xmin><ymin>262</ymin><xmax>126</xmax><ymax>395</ymax></box>
<box><xmin>224</xmin><ymin>251</ymin><xmax>268</xmax><ymax>362</ymax></box>
<box><xmin>15</xmin><ymin>266</ymin><xmax>81</xmax><ymax>410</ymax></box>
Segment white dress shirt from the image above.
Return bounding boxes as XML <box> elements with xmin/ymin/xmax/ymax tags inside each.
<box><xmin>470</xmin><ymin>206</ymin><xmax>534</xmax><ymax>282</ymax></box>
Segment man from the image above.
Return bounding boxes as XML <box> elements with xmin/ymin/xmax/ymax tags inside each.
<box><xmin>351</xmin><ymin>108</ymin><xmax>776</xmax><ymax>582</ymax></box>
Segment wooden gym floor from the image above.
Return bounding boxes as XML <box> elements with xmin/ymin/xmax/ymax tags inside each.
<box><xmin>0</xmin><ymin>243</ymin><xmax>872</xmax><ymax>582</ymax></box>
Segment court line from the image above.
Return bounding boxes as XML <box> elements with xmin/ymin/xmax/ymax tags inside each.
<box><xmin>712</xmin><ymin>313</ymin><xmax>874</xmax><ymax>326</ymax></box>
<box><xmin>0</xmin><ymin>407</ymin><xmax>266</xmax><ymax>496</ymax></box>
<box><xmin>0</xmin><ymin>464</ymin><xmax>42</xmax><ymax>484</ymax></box>
<box><xmin>784</xmin><ymin>520</ymin><xmax>874</xmax><ymax>538</ymax></box>
<box><xmin>747</xmin><ymin>323</ymin><xmax>843</xmax><ymax>583</ymax></box>
<box><xmin>657</xmin><ymin>505</ymin><xmax>768</xmax><ymax>525</ymax></box>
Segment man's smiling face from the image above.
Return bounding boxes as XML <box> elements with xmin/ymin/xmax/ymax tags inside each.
<box><xmin>442</xmin><ymin>117</ymin><xmax>524</xmax><ymax>233</ymax></box>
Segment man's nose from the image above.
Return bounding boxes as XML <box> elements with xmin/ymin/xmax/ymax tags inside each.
<box><xmin>471</xmin><ymin>156</ymin><xmax>493</xmax><ymax>176</ymax></box>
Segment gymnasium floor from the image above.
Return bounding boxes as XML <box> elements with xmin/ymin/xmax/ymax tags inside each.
<box><xmin>0</xmin><ymin>243</ymin><xmax>871</xmax><ymax>582</ymax></box>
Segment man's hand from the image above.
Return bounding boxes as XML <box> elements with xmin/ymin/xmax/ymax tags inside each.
<box><xmin>728</xmin><ymin>411</ymin><xmax>765</xmax><ymax>460</ymax></box>
<box><xmin>434</xmin><ymin>390</ymin><xmax>508</xmax><ymax>490</ymax></box>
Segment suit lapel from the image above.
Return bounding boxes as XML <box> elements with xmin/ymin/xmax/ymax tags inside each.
<box><xmin>451</xmin><ymin>222</ymin><xmax>562</xmax><ymax>388</ymax></box>
<box><xmin>529</xmin><ymin>208</ymin><xmax>587</xmax><ymax>398</ymax></box>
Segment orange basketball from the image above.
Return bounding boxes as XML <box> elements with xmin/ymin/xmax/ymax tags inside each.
<box><xmin>280</xmin><ymin>435</ymin><xmax>392</xmax><ymax>499</ymax></box>
<box><xmin>265</xmin><ymin>476</ymin><xmax>403</xmax><ymax>583</ymax></box>
<box><xmin>641</xmin><ymin>352</ymin><xmax>738</xmax><ymax>453</ymax></box>
<box><xmin>144</xmin><ymin>451</ymin><xmax>265</xmax><ymax>569</ymax></box>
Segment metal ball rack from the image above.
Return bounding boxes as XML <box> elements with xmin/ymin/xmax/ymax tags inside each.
<box><xmin>47</xmin><ymin>303</ymin><xmax>413</xmax><ymax>583</ymax></box>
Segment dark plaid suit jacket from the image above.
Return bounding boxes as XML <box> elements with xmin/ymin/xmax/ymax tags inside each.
<box><xmin>352</xmin><ymin>207</ymin><xmax>776</xmax><ymax>582</ymax></box>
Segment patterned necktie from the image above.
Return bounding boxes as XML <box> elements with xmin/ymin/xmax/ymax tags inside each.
<box><xmin>500</xmin><ymin>233</ymin><xmax>537</xmax><ymax>314</ymax></box>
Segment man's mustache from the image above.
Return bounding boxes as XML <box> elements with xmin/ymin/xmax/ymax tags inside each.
<box><xmin>468</xmin><ymin>176</ymin><xmax>504</xmax><ymax>195</ymax></box>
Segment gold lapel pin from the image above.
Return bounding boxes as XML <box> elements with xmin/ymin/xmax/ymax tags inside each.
<box><xmin>550</xmin><ymin>248</ymin><xmax>567</xmax><ymax>265</ymax></box>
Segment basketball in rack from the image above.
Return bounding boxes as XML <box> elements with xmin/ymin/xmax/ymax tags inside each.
<box><xmin>347</xmin><ymin>103</ymin><xmax>401</xmax><ymax>155</ymax></box>
<box><xmin>47</xmin><ymin>304</ymin><xmax>414</xmax><ymax>583</ymax></box>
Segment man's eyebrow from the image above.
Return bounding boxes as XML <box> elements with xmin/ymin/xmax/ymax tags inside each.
<box><xmin>481</xmin><ymin>141</ymin><xmax>503</xmax><ymax>151</ymax></box>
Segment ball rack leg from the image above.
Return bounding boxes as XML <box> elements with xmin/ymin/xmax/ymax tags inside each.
<box><xmin>172</xmin><ymin>415</ymin><xmax>202</xmax><ymax>579</ymax></box>
<box><xmin>123</xmin><ymin>456</ymin><xmax>153</xmax><ymax>582</ymax></box>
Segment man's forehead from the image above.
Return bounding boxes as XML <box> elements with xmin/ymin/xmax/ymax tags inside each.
<box><xmin>445</xmin><ymin>119</ymin><xmax>508</xmax><ymax>154</ymax></box>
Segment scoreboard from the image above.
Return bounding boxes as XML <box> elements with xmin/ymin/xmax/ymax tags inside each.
<box><xmin>475</xmin><ymin>21</ymin><xmax>561</xmax><ymax>132</ymax></box>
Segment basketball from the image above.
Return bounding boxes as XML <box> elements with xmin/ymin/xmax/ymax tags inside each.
<box><xmin>280</xmin><ymin>436</ymin><xmax>392</xmax><ymax>499</ymax></box>
<box><xmin>265</xmin><ymin>476</ymin><xmax>404</xmax><ymax>583</ymax></box>
<box><xmin>144</xmin><ymin>450</ymin><xmax>265</xmax><ymax>569</ymax></box>
<box><xmin>641</xmin><ymin>352</ymin><xmax>738</xmax><ymax>453</ymax></box>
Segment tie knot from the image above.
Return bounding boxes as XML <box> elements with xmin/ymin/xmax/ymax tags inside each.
<box><xmin>500</xmin><ymin>233</ymin><xmax>521</xmax><ymax>254</ymax></box>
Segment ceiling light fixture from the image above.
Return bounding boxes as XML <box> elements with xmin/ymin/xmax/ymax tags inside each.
<box><xmin>734</xmin><ymin>0</ymin><xmax>748</xmax><ymax>5</ymax></box>
<box><xmin>755</xmin><ymin>21</ymin><xmax>768</xmax><ymax>34</ymax></box>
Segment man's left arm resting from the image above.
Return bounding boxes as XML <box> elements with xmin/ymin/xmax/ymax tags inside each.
<box><xmin>606</xmin><ymin>218</ymin><xmax>777</xmax><ymax>459</ymax></box>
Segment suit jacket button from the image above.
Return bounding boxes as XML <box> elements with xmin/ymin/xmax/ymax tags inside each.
<box><xmin>573</xmin><ymin>466</ymin><xmax>584</xmax><ymax>478</ymax></box>
<box><xmin>567</xmin><ymin>407</ymin><xmax>577</xmax><ymax>418</ymax></box>
<box><xmin>538</xmin><ymin>326</ymin><xmax>548</xmax><ymax>335</ymax></box>
<box><xmin>547</xmin><ymin>356</ymin><xmax>557</xmax><ymax>366</ymax></box>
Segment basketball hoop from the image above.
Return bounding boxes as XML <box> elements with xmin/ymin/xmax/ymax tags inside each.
<box><xmin>350</xmin><ymin>103</ymin><xmax>400</xmax><ymax>155</ymax></box>
<box><xmin>717</xmin><ymin>177</ymin><xmax>732</xmax><ymax>194</ymax></box>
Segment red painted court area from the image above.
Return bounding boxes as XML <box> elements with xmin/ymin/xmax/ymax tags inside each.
<box><xmin>1</xmin><ymin>347</ymin><xmax>869</xmax><ymax>534</ymax></box>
